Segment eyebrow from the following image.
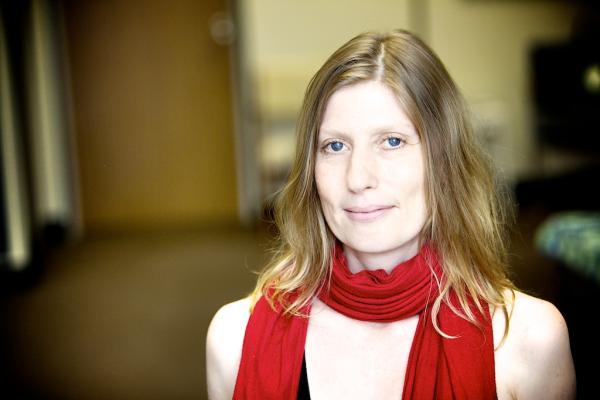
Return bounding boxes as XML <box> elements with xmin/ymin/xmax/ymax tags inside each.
<box><xmin>318</xmin><ymin>129</ymin><xmax>351</xmax><ymax>141</ymax></box>
<box><xmin>318</xmin><ymin>125</ymin><xmax>418</xmax><ymax>138</ymax></box>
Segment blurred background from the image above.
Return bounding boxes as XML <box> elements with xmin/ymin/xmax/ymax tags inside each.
<box><xmin>1</xmin><ymin>0</ymin><xmax>598</xmax><ymax>399</ymax></box>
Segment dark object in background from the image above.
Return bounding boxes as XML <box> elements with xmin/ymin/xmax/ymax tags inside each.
<box><xmin>522</xmin><ymin>11</ymin><xmax>600</xmax><ymax>209</ymax></box>
<box><xmin>1</xmin><ymin>0</ymin><xmax>80</xmax><ymax>288</ymax></box>
<box><xmin>515</xmin><ymin>165</ymin><xmax>600</xmax><ymax>211</ymax></box>
<box><xmin>531</xmin><ymin>39</ymin><xmax>600</xmax><ymax>155</ymax></box>
<box><xmin>526</xmin><ymin>12</ymin><xmax>599</xmax><ymax>399</ymax></box>
<box><xmin>555</xmin><ymin>263</ymin><xmax>599</xmax><ymax>400</ymax></box>
<box><xmin>0</xmin><ymin>1</ymin><xmax>35</xmax><ymax>281</ymax></box>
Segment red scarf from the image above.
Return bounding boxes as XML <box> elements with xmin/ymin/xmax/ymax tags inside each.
<box><xmin>233</xmin><ymin>246</ymin><xmax>496</xmax><ymax>399</ymax></box>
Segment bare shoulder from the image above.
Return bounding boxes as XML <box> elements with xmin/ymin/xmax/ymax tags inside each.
<box><xmin>206</xmin><ymin>297</ymin><xmax>252</xmax><ymax>400</ymax></box>
<box><xmin>493</xmin><ymin>289</ymin><xmax>576</xmax><ymax>400</ymax></box>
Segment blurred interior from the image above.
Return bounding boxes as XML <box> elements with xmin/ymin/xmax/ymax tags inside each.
<box><xmin>1</xmin><ymin>0</ymin><xmax>599</xmax><ymax>399</ymax></box>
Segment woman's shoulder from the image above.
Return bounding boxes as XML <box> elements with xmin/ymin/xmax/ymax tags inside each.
<box><xmin>496</xmin><ymin>289</ymin><xmax>566</xmax><ymax>336</ymax></box>
<box><xmin>208</xmin><ymin>296</ymin><xmax>253</xmax><ymax>331</ymax></box>
<box><xmin>493</xmin><ymin>289</ymin><xmax>576</xmax><ymax>400</ymax></box>
<box><xmin>206</xmin><ymin>297</ymin><xmax>252</xmax><ymax>400</ymax></box>
<box><xmin>501</xmin><ymin>289</ymin><xmax>571</xmax><ymax>354</ymax></box>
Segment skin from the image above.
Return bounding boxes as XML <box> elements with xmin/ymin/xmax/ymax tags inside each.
<box><xmin>314</xmin><ymin>80</ymin><xmax>426</xmax><ymax>273</ymax></box>
<box><xmin>206</xmin><ymin>81</ymin><xmax>576</xmax><ymax>399</ymax></box>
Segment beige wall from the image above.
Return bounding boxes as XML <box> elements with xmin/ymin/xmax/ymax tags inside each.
<box><xmin>65</xmin><ymin>0</ymin><xmax>237</xmax><ymax>231</ymax></box>
<box><xmin>428</xmin><ymin>0</ymin><xmax>577</xmax><ymax>180</ymax></box>
<box><xmin>243</xmin><ymin>0</ymin><xmax>411</xmax><ymax>115</ymax></box>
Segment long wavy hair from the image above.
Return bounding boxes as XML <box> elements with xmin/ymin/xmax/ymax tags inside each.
<box><xmin>251</xmin><ymin>30</ymin><xmax>515</xmax><ymax>336</ymax></box>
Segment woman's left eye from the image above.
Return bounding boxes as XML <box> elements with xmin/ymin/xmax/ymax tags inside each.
<box><xmin>385</xmin><ymin>137</ymin><xmax>404</xmax><ymax>148</ymax></box>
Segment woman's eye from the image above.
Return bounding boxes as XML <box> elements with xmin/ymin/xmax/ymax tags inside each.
<box><xmin>326</xmin><ymin>141</ymin><xmax>345</xmax><ymax>152</ymax></box>
<box><xmin>386</xmin><ymin>137</ymin><xmax>404</xmax><ymax>148</ymax></box>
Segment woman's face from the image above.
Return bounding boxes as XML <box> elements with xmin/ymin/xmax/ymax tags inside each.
<box><xmin>315</xmin><ymin>80</ymin><xmax>427</xmax><ymax>265</ymax></box>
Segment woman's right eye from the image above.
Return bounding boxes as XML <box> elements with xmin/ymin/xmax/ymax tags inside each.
<box><xmin>325</xmin><ymin>141</ymin><xmax>345</xmax><ymax>152</ymax></box>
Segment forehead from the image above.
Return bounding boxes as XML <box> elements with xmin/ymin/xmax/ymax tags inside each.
<box><xmin>319</xmin><ymin>80</ymin><xmax>416</xmax><ymax>136</ymax></box>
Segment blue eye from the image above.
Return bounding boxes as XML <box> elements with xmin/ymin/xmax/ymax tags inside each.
<box><xmin>328</xmin><ymin>141</ymin><xmax>344</xmax><ymax>152</ymax></box>
<box><xmin>386</xmin><ymin>137</ymin><xmax>403</xmax><ymax>147</ymax></box>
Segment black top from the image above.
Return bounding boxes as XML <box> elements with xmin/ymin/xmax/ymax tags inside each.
<box><xmin>297</xmin><ymin>352</ymin><xmax>311</xmax><ymax>399</ymax></box>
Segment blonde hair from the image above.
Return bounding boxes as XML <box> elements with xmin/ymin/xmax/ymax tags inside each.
<box><xmin>251</xmin><ymin>30</ymin><xmax>515</xmax><ymax>336</ymax></box>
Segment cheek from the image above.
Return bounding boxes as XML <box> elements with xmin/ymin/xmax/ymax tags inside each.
<box><xmin>407</xmin><ymin>171</ymin><xmax>428</xmax><ymax>221</ymax></box>
<box><xmin>384</xmin><ymin>164</ymin><xmax>424</xmax><ymax>196</ymax></box>
<box><xmin>314</xmin><ymin>161</ymin><xmax>335</xmax><ymax>203</ymax></box>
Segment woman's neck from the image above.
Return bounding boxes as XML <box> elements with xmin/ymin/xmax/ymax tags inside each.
<box><xmin>343</xmin><ymin>241</ymin><xmax>420</xmax><ymax>274</ymax></box>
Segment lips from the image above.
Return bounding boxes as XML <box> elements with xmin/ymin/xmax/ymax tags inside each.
<box><xmin>344</xmin><ymin>205</ymin><xmax>394</xmax><ymax>222</ymax></box>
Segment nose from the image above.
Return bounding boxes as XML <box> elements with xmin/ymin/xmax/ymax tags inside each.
<box><xmin>346</xmin><ymin>148</ymin><xmax>378</xmax><ymax>193</ymax></box>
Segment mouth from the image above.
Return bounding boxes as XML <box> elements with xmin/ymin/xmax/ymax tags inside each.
<box><xmin>344</xmin><ymin>205</ymin><xmax>394</xmax><ymax>222</ymax></box>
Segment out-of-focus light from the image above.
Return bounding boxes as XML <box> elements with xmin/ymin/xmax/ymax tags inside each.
<box><xmin>583</xmin><ymin>64</ymin><xmax>600</xmax><ymax>94</ymax></box>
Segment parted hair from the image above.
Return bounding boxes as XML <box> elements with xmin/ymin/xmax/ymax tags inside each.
<box><xmin>251</xmin><ymin>29</ymin><xmax>515</xmax><ymax>336</ymax></box>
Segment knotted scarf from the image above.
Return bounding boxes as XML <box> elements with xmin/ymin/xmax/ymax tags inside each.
<box><xmin>233</xmin><ymin>245</ymin><xmax>496</xmax><ymax>399</ymax></box>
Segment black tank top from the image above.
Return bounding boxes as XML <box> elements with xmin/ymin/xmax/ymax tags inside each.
<box><xmin>297</xmin><ymin>352</ymin><xmax>311</xmax><ymax>399</ymax></box>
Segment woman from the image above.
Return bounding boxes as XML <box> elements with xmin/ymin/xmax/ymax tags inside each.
<box><xmin>206</xmin><ymin>30</ymin><xmax>575</xmax><ymax>400</ymax></box>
